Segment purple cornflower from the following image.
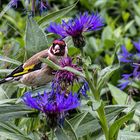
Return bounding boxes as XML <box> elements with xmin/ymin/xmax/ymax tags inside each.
<box><xmin>55</xmin><ymin>57</ymin><xmax>81</xmax><ymax>85</ymax></box>
<box><xmin>9</xmin><ymin>0</ymin><xmax>19</xmax><ymax>7</ymax></box>
<box><xmin>132</xmin><ymin>64</ymin><xmax>140</xmax><ymax>77</ymax></box>
<box><xmin>118</xmin><ymin>41</ymin><xmax>140</xmax><ymax>90</ymax></box>
<box><xmin>118</xmin><ymin>74</ymin><xmax>132</xmax><ymax>90</ymax></box>
<box><xmin>78</xmin><ymin>81</ymin><xmax>89</xmax><ymax>97</ymax></box>
<box><xmin>23</xmin><ymin>83</ymin><xmax>80</xmax><ymax>127</ymax></box>
<box><xmin>23</xmin><ymin>91</ymin><xmax>79</xmax><ymax>114</ymax></box>
<box><xmin>46</xmin><ymin>12</ymin><xmax>104</xmax><ymax>48</ymax></box>
<box><xmin>9</xmin><ymin>0</ymin><xmax>48</xmax><ymax>15</ymax></box>
<box><xmin>118</xmin><ymin>81</ymin><xmax>130</xmax><ymax>90</ymax></box>
<box><xmin>119</xmin><ymin>45</ymin><xmax>133</xmax><ymax>63</ymax></box>
<box><xmin>39</xmin><ymin>1</ymin><xmax>48</xmax><ymax>14</ymax></box>
<box><xmin>133</xmin><ymin>40</ymin><xmax>140</xmax><ymax>52</ymax></box>
<box><xmin>47</xmin><ymin>12</ymin><xmax>104</xmax><ymax>37</ymax></box>
<box><xmin>53</xmin><ymin>57</ymin><xmax>89</xmax><ymax>98</ymax></box>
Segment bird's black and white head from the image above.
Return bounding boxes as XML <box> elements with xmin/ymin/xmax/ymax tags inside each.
<box><xmin>50</xmin><ymin>40</ymin><xmax>67</xmax><ymax>57</ymax></box>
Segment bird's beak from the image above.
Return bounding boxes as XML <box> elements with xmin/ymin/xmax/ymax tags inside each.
<box><xmin>53</xmin><ymin>45</ymin><xmax>60</xmax><ymax>54</ymax></box>
<box><xmin>54</xmin><ymin>49</ymin><xmax>60</xmax><ymax>54</ymax></box>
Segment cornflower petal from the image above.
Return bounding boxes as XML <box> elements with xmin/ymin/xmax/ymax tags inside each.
<box><xmin>132</xmin><ymin>65</ymin><xmax>140</xmax><ymax>77</ymax></box>
<box><xmin>55</xmin><ymin>57</ymin><xmax>81</xmax><ymax>85</ymax></box>
<box><xmin>23</xmin><ymin>83</ymin><xmax>80</xmax><ymax>115</ymax></box>
<box><xmin>118</xmin><ymin>81</ymin><xmax>130</xmax><ymax>90</ymax></box>
<box><xmin>119</xmin><ymin>45</ymin><xmax>132</xmax><ymax>63</ymax></box>
<box><xmin>23</xmin><ymin>92</ymin><xmax>40</xmax><ymax>110</ymax></box>
<box><xmin>46</xmin><ymin>12</ymin><xmax>104</xmax><ymax>38</ymax></box>
<box><xmin>9</xmin><ymin>0</ymin><xmax>19</xmax><ymax>7</ymax></box>
<box><xmin>133</xmin><ymin>40</ymin><xmax>140</xmax><ymax>52</ymax></box>
<box><xmin>78</xmin><ymin>81</ymin><xmax>89</xmax><ymax>97</ymax></box>
<box><xmin>122</xmin><ymin>74</ymin><xmax>132</xmax><ymax>80</ymax></box>
<box><xmin>118</xmin><ymin>41</ymin><xmax>140</xmax><ymax>90</ymax></box>
<box><xmin>9</xmin><ymin>0</ymin><xmax>49</xmax><ymax>15</ymax></box>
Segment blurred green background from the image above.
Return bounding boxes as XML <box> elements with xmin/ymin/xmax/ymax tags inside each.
<box><xmin>0</xmin><ymin>0</ymin><xmax>140</xmax><ymax>140</ymax></box>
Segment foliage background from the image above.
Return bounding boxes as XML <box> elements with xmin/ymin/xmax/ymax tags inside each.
<box><xmin>0</xmin><ymin>0</ymin><xmax>140</xmax><ymax>140</ymax></box>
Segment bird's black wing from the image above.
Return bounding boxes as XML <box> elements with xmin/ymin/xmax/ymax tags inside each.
<box><xmin>6</xmin><ymin>63</ymin><xmax>42</xmax><ymax>78</ymax></box>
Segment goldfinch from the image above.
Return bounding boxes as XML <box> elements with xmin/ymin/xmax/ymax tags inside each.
<box><xmin>0</xmin><ymin>39</ymin><xmax>68</xmax><ymax>86</ymax></box>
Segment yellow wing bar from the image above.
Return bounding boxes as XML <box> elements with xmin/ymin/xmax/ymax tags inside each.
<box><xmin>13</xmin><ymin>64</ymin><xmax>35</xmax><ymax>76</ymax></box>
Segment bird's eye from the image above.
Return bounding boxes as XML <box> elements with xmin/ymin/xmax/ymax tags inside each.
<box><xmin>52</xmin><ymin>43</ymin><xmax>55</xmax><ymax>48</ymax></box>
<box><xmin>61</xmin><ymin>45</ymin><xmax>65</xmax><ymax>49</ymax></box>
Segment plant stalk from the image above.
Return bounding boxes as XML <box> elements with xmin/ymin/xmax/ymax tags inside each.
<box><xmin>51</xmin><ymin>129</ymin><xmax>54</xmax><ymax>140</ymax></box>
<box><xmin>81</xmin><ymin>50</ymin><xmax>109</xmax><ymax>140</ymax></box>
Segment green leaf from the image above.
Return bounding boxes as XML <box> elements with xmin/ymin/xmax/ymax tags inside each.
<box><xmin>0</xmin><ymin>104</ymin><xmax>33</xmax><ymax>120</ymax></box>
<box><xmin>55</xmin><ymin>127</ymin><xmax>69</xmax><ymax>140</ymax></box>
<box><xmin>70</xmin><ymin>105</ymin><xmax>126</xmax><ymax>138</ymax></box>
<box><xmin>40</xmin><ymin>58</ymin><xmax>61</xmax><ymax>70</ymax></box>
<box><xmin>133</xmin><ymin>102</ymin><xmax>140</xmax><ymax>117</ymax></box>
<box><xmin>1</xmin><ymin>83</ymin><xmax>18</xmax><ymax>99</ymax></box>
<box><xmin>66</xmin><ymin>112</ymin><xmax>88</xmax><ymax>131</ymax></box>
<box><xmin>0</xmin><ymin>86</ymin><xmax>9</xmax><ymax>99</ymax></box>
<box><xmin>68</xmin><ymin>47</ymin><xmax>80</xmax><ymax>56</ymax></box>
<box><xmin>75</xmin><ymin>116</ymin><xmax>100</xmax><ymax>138</ymax></box>
<box><xmin>40</xmin><ymin>58</ymin><xmax>85</xmax><ymax>77</ymax></box>
<box><xmin>0</xmin><ymin>69</ymin><xmax>14</xmax><ymax>73</ymax></box>
<box><xmin>104</xmin><ymin>39</ymin><xmax>115</xmax><ymax>49</ymax></box>
<box><xmin>4</xmin><ymin>14</ymin><xmax>23</xmax><ymax>35</ymax></box>
<box><xmin>0</xmin><ymin>121</ymin><xmax>25</xmax><ymax>135</ymax></box>
<box><xmin>133</xmin><ymin>3</ymin><xmax>140</xmax><ymax>17</ymax></box>
<box><xmin>25</xmin><ymin>18</ymin><xmax>48</xmax><ymax>58</ymax></box>
<box><xmin>112</xmin><ymin>44</ymin><xmax>120</xmax><ymax>64</ymax></box>
<box><xmin>92</xmin><ymin>100</ymin><xmax>102</xmax><ymax>111</ymax></box>
<box><xmin>105</xmin><ymin>105</ymin><xmax>127</xmax><ymax>115</ymax></box>
<box><xmin>28</xmin><ymin>132</ymin><xmax>40</xmax><ymax>140</ymax></box>
<box><xmin>64</xmin><ymin>120</ymin><xmax>78</xmax><ymax>140</ymax></box>
<box><xmin>0</xmin><ymin>4</ymin><xmax>11</xmax><ymax>19</ymax></box>
<box><xmin>97</xmin><ymin>65</ymin><xmax>120</xmax><ymax>91</ymax></box>
<box><xmin>0</xmin><ymin>121</ymin><xmax>31</xmax><ymax>140</ymax></box>
<box><xmin>96</xmin><ymin>102</ymin><xmax>108</xmax><ymax>139</ymax></box>
<box><xmin>124</xmin><ymin>20</ymin><xmax>134</xmax><ymax>32</ymax></box>
<box><xmin>0</xmin><ymin>56</ymin><xmax>21</xmax><ymax>65</ymax></box>
<box><xmin>118</xmin><ymin>130</ymin><xmax>140</xmax><ymax>140</ymax></box>
<box><xmin>63</xmin><ymin>66</ymin><xmax>85</xmax><ymax>78</ymax></box>
<box><xmin>109</xmin><ymin>111</ymin><xmax>135</xmax><ymax>140</ymax></box>
<box><xmin>108</xmin><ymin>83</ymin><xmax>135</xmax><ymax>105</ymax></box>
<box><xmin>93</xmin><ymin>130</ymin><xmax>139</xmax><ymax>140</ymax></box>
<box><xmin>0</xmin><ymin>98</ymin><xmax>16</xmax><ymax>105</ymax></box>
<box><xmin>105</xmin><ymin>105</ymin><xmax>128</xmax><ymax>124</ymax></box>
<box><xmin>102</xmin><ymin>26</ymin><xmax>113</xmax><ymax>40</ymax></box>
<box><xmin>122</xmin><ymin>11</ymin><xmax>130</xmax><ymax>22</ymax></box>
<box><xmin>135</xmin><ymin>15</ymin><xmax>140</xmax><ymax>26</ymax></box>
<box><xmin>38</xmin><ymin>1</ymin><xmax>78</xmax><ymax>27</ymax></box>
<box><xmin>0</xmin><ymin>132</ymin><xmax>31</xmax><ymax>140</ymax></box>
<box><xmin>104</xmin><ymin>54</ymin><xmax>114</xmax><ymax>65</ymax></box>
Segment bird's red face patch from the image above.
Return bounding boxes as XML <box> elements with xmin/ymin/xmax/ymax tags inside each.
<box><xmin>53</xmin><ymin>40</ymin><xmax>66</xmax><ymax>46</ymax></box>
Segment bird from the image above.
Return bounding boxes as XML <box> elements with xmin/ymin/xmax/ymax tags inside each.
<box><xmin>0</xmin><ymin>39</ymin><xmax>68</xmax><ymax>87</ymax></box>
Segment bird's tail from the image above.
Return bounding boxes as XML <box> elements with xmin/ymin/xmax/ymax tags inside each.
<box><xmin>0</xmin><ymin>79</ymin><xmax>7</xmax><ymax>84</ymax></box>
<box><xmin>0</xmin><ymin>77</ymin><xmax>13</xmax><ymax>84</ymax></box>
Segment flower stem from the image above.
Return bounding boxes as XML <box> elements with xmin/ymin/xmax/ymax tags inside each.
<box><xmin>51</xmin><ymin>129</ymin><xmax>54</xmax><ymax>140</ymax></box>
<box><xmin>84</xmin><ymin>66</ymin><xmax>99</xmax><ymax>100</ymax></box>
<box><xmin>86</xmin><ymin>74</ymin><xmax>109</xmax><ymax>139</ymax></box>
<box><xmin>96</xmin><ymin>102</ymin><xmax>109</xmax><ymax>140</ymax></box>
<box><xmin>81</xmin><ymin>50</ymin><xmax>109</xmax><ymax>140</ymax></box>
<box><xmin>31</xmin><ymin>0</ymin><xmax>35</xmax><ymax>15</ymax></box>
